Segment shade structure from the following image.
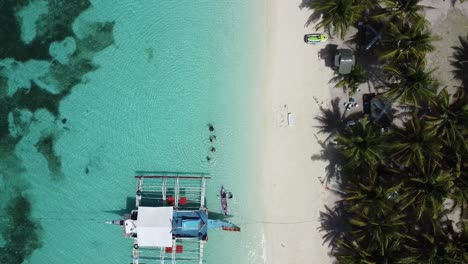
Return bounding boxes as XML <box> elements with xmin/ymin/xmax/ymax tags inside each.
<box><xmin>137</xmin><ymin>206</ymin><xmax>173</xmax><ymax>247</ymax></box>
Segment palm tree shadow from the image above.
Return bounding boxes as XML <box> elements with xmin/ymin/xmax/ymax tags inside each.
<box><xmin>299</xmin><ymin>0</ymin><xmax>324</xmax><ymax>27</ymax></box>
<box><xmin>318</xmin><ymin>202</ymin><xmax>349</xmax><ymax>249</ymax></box>
<box><xmin>311</xmin><ymin>139</ymin><xmax>346</xmax><ymax>185</ymax></box>
<box><xmin>312</xmin><ymin>98</ymin><xmax>349</xmax><ymax>184</ymax></box>
<box><xmin>450</xmin><ymin>35</ymin><xmax>468</xmax><ymax>95</ymax></box>
<box><xmin>314</xmin><ymin>97</ymin><xmax>347</xmax><ymax>140</ymax></box>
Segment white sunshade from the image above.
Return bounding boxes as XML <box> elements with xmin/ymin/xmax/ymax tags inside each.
<box><xmin>137</xmin><ymin>206</ymin><xmax>173</xmax><ymax>247</ymax></box>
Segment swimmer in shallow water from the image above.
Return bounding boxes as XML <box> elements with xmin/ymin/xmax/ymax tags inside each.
<box><xmin>208</xmin><ymin>124</ymin><xmax>214</xmax><ymax>132</ymax></box>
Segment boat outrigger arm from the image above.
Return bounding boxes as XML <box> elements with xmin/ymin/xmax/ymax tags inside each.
<box><xmin>106</xmin><ymin>174</ymin><xmax>240</xmax><ymax>264</ymax></box>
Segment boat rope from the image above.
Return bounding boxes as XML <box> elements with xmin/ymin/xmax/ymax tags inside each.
<box><xmin>0</xmin><ymin>215</ymin><xmax>112</xmax><ymax>223</ymax></box>
<box><xmin>236</xmin><ymin>217</ymin><xmax>320</xmax><ymax>225</ymax></box>
<box><xmin>0</xmin><ymin>211</ymin><xmax>126</xmax><ymax>223</ymax></box>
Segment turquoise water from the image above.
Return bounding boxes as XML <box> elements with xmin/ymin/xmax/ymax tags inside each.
<box><xmin>0</xmin><ymin>1</ymin><xmax>264</xmax><ymax>263</ymax></box>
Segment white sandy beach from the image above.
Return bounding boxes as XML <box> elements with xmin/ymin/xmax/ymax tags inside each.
<box><xmin>258</xmin><ymin>1</ymin><xmax>337</xmax><ymax>263</ymax></box>
<box><xmin>258</xmin><ymin>0</ymin><xmax>468</xmax><ymax>263</ymax></box>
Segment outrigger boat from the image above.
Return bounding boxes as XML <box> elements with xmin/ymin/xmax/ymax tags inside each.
<box><xmin>304</xmin><ymin>33</ymin><xmax>328</xmax><ymax>44</ymax></box>
<box><xmin>107</xmin><ymin>174</ymin><xmax>240</xmax><ymax>264</ymax></box>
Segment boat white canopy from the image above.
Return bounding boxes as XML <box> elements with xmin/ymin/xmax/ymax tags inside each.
<box><xmin>136</xmin><ymin>206</ymin><xmax>173</xmax><ymax>247</ymax></box>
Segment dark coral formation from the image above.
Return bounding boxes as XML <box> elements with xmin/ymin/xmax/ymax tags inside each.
<box><xmin>0</xmin><ymin>194</ymin><xmax>42</xmax><ymax>263</ymax></box>
<box><xmin>0</xmin><ymin>0</ymin><xmax>115</xmax><ymax>260</ymax></box>
<box><xmin>35</xmin><ymin>134</ymin><xmax>63</xmax><ymax>179</ymax></box>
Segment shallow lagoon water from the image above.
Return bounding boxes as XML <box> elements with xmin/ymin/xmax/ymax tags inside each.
<box><xmin>0</xmin><ymin>1</ymin><xmax>264</xmax><ymax>263</ymax></box>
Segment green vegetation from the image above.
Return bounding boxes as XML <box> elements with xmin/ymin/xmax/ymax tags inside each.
<box><xmin>381</xmin><ymin>60</ymin><xmax>437</xmax><ymax>105</ymax></box>
<box><xmin>310</xmin><ymin>0</ymin><xmax>468</xmax><ymax>262</ymax></box>
<box><xmin>380</xmin><ymin>22</ymin><xmax>437</xmax><ymax>63</ymax></box>
<box><xmin>373</xmin><ymin>0</ymin><xmax>430</xmax><ymax>26</ymax></box>
<box><xmin>0</xmin><ymin>194</ymin><xmax>42</xmax><ymax>263</ymax></box>
<box><xmin>0</xmin><ymin>1</ymin><xmax>115</xmax><ymax>261</ymax></box>
<box><xmin>310</xmin><ymin>0</ymin><xmax>364</xmax><ymax>39</ymax></box>
<box><xmin>450</xmin><ymin>35</ymin><xmax>468</xmax><ymax>96</ymax></box>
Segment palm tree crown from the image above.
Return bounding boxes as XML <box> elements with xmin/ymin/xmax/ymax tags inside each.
<box><xmin>382</xmin><ymin>60</ymin><xmax>438</xmax><ymax>105</ymax></box>
<box><xmin>424</xmin><ymin>89</ymin><xmax>468</xmax><ymax>147</ymax></box>
<box><xmin>380</xmin><ymin>22</ymin><xmax>436</xmax><ymax>63</ymax></box>
<box><xmin>336</xmin><ymin>116</ymin><xmax>384</xmax><ymax>169</ymax></box>
<box><xmin>375</xmin><ymin>0</ymin><xmax>432</xmax><ymax>26</ymax></box>
<box><xmin>311</xmin><ymin>0</ymin><xmax>363</xmax><ymax>39</ymax></box>
<box><xmin>388</xmin><ymin>113</ymin><xmax>443</xmax><ymax>168</ymax></box>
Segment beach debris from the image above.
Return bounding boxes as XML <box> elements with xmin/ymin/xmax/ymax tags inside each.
<box><xmin>287</xmin><ymin>112</ymin><xmax>294</xmax><ymax>127</ymax></box>
<box><xmin>209</xmin><ymin>135</ymin><xmax>217</xmax><ymax>142</ymax></box>
<box><xmin>344</xmin><ymin>97</ymin><xmax>360</xmax><ymax>111</ymax></box>
<box><xmin>210</xmin><ymin>147</ymin><xmax>216</xmax><ymax>153</ymax></box>
<box><xmin>206</xmin><ymin>156</ymin><xmax>212</xmax><ymax>161</ymax></box>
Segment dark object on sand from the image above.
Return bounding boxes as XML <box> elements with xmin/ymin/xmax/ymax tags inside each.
<box><xmin>210</xmin><ymin>147</ymin><xmax>216</xmax><ymax>153</ymax></box>
<box><xmin>209</xmin><ymin>135</ymin><xmax>217</xmax><ymax>142</ymax></box>
<box><xmin>363</xmin><ymin>93</ymin><xmax>375</xmax><ymax>115</ymax></box>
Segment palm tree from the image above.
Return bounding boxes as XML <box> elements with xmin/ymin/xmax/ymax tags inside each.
<box><xmin>346</xmin><ymin>198</ymin><xmax>414</xmax><ymax>259</ymax></box>
<box><xmin>334</xmin><ymin>237</ymin><xmax>404</xmax><ymax>264</ymax></box>
<box><xmin>399</xmin><ymin>230</ymin><xmax>468</xmax><ymax>263</ymax></box>
<box><xmin>311</xmin><ymin>0</ymin><xmax>363</xmax><ymax>39</ymax></box>
<box><xmin>380</xmin><ymin>22</ymin><xmax>436</xmax><ymax>63</ymax></box>
<box><xmin>334</xmin><ymin>238</ymin><xmax>377</xmax><ymax>264</ymax></box>
<box><xmin>397</xmin><ymin>162</ymin><xmax>456</xmax><ymax>220</ymax></box>
<box><xmin>452</xmin><ymin>171</ymin><xmax>468</xmax><ymax>236</ymax></box>
<box><xmin>374</xmin><ymin>0</ymin><xmax>432</xmax><ymax>27</ymax></box>
<box><xmin>381</xmin><ymin>60</ymin><xmax>438</xmax><ymax>105</ymax></box>
<box><xmin>332</xmin><ymin>64</ymin><xmax>367</xmax><ymax>95</ymax></box>
<box><xmin>344</xmin><ymin>170</ymin><xmax>402</xmax><ymax>207</ymax></box>
<box><xmin>424</xmin><ymin>89</ymin><xmax>468</xmax><ymax>147</ymax></box>
<box><xmin>450</xmin><ymin>35</ymin><xmax>468</xmax><ymax>95</ymax></box>
<box><xmin>388</xmin><ymin>113</ymin><xmax>443</xmax><ymax>169</ymax></box>
<box><xmin>335</xmin><ymin>116</ymin><xmax>384</xmax><ymax>169</ymax></box>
